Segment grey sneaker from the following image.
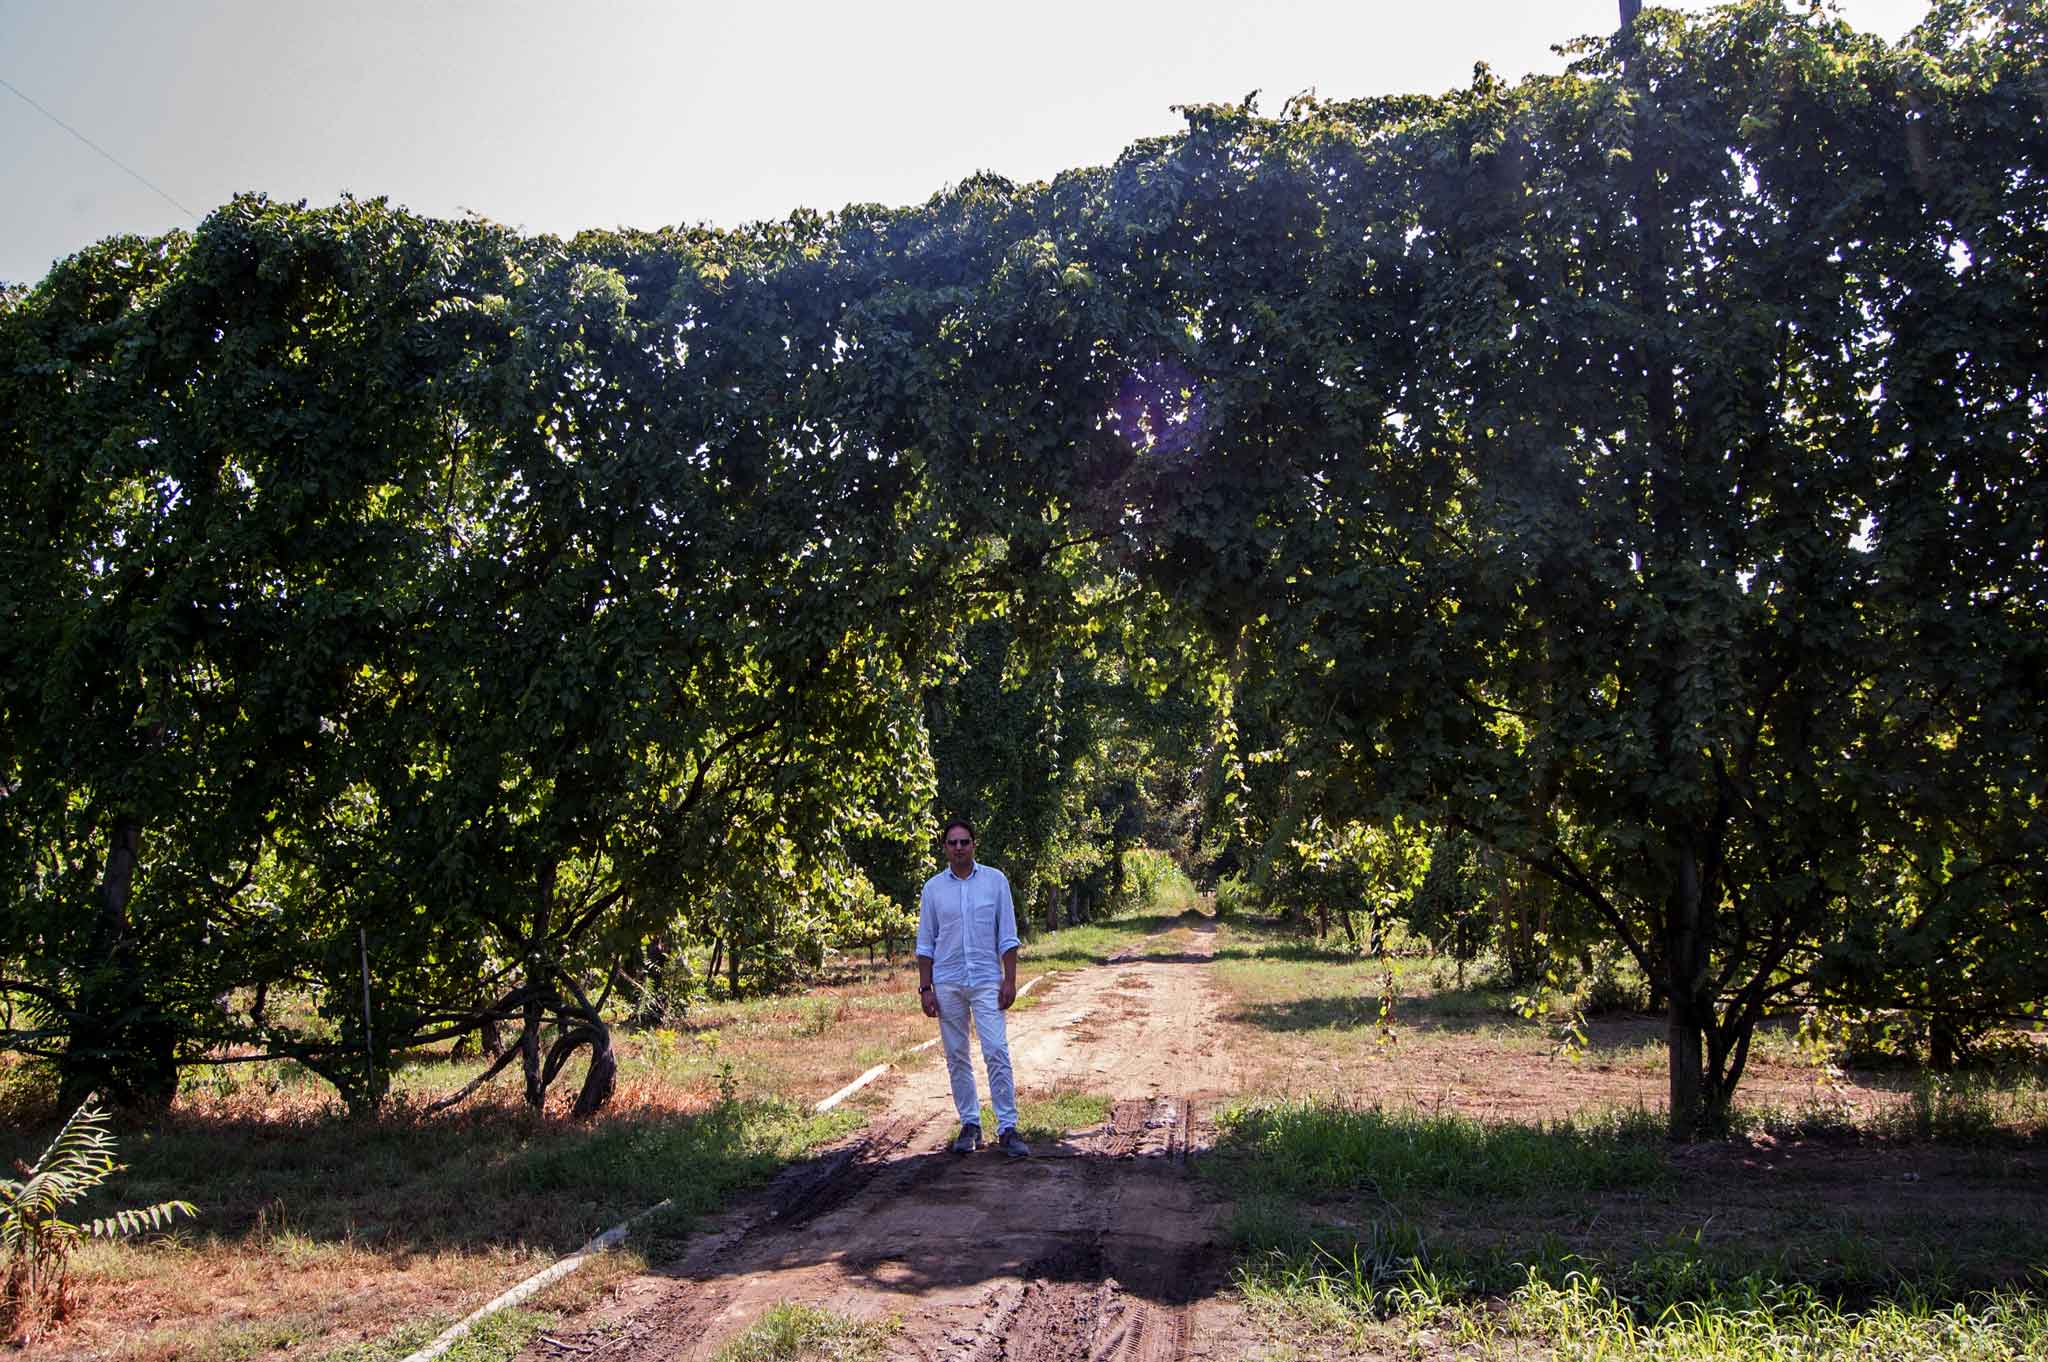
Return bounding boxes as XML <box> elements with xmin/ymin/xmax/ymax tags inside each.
<box><xmin>951</xmin><ymin>1122</ymin><xmax>982</xmax><ymax>1154</ymax></box>
<box><xmin>998</xmin><ymin>1127</ymin><xmax>1032</xmax><ymax>1159</ymax></box>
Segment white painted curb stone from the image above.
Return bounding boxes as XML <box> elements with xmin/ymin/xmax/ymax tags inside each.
<box><xmin>813</xmin><ymin>1063</ymin><xmax>891</xmax><ymax>1113</ymax></box>
<box><xmin>399</xmin><ymin>1199</ymin><xmax>670</xmax><ymax>1362</ymax></box>
<box><xmin>819</xmin><ymin>973</ymin><xmax>1046</xmax><ymax>1108</ymax></box>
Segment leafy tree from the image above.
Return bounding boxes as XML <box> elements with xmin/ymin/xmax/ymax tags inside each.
<box><xmin>282</xmin><ymin>216</ymin><xmax>955</xmax><ymax>1111</ymax></box>
<box><xmin>6</xmin><ymin>3</ymin><xmax>2041</xmax><ymax>1143</ymax></box>
<box><xmin>1</xmin><ymin>202</ymin><xmax>952</xmax><ymax>1113</ymax></box>
<box><xmin>1145</xmin><ymin>2</ymin><xmax>2048</xmax><ymax>1135</ymax></box>
<box><xmin>0</xmin><ymin>201</ymin><xmax>483</xmax><ymax>1106</ymax></box>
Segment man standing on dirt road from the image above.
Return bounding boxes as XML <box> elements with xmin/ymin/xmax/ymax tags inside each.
<box><xmin>917</xmin><ymin>817</ymin><xmax>1030</xmax><ymax>1158</ymax></box>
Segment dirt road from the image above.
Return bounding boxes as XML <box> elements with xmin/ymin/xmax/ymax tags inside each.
<box><xmin>517</xmin><ymin>913</ymin><xmax>1256</xmax><ymax>1362</ymax></box>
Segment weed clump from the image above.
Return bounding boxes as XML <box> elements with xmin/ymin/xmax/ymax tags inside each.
<box><xmin>709</xmin><ymin>1302</ymin><xmax>897</xmax><ymax>1361</ymax></box>
<box><xmin>1212</xmin><ymin>1099</ymin><xmax>1668</xmax><ymax>1201</ymax></box>
<box><xmin>1</xmin><ymin>1098</ymin><xmax>196</xmax><ymax>1342</ymax></box>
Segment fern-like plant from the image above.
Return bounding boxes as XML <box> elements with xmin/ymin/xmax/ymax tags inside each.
<box><xmin>1</xmin><ymin>1096</ymin><xmax>196</xmax><ymax>1340</ymax></box>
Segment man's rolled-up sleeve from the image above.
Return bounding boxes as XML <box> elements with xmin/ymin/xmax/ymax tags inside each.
<box><xmin>996</xmin><ymin>874</ymin><xmax>1020</xmax><ymax>957</ymax></box>
<box><xmin>915</xmin><ymin>882</ymin><xmax>936</xmax><ymax>960</ymax></box>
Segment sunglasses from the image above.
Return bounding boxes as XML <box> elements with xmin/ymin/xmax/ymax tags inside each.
<box><xmin>944</xmin><ymin>837</ymin><xmax>973</xmax><ymax>847</ymax></box>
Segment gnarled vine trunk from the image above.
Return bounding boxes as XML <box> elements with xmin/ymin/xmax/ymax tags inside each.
<box><xmin>61</xmin><ymin>814</ymin><xmax>178</xmax><ymax>1110</ymax></box>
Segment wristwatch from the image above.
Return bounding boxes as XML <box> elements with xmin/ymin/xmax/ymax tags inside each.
<box><xmin>918</xmin><ymin>984</ymin><xmax>933</xmax><ymax>993</ymax></box>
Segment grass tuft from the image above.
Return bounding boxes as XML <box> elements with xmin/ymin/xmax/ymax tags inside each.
<box><xmin>314</xmin><ymin>1305</ymin><xmax>547</xmax><ymax>1362</ymax></box>
<box><xmin>974</xmin><ymin>1088</ymin><xmax>1112</xmax><ymax>1144</ymax></box>
<box><xmin>1239</xmin><ymin>1229</ymin><xmax>2048</xmax><ymax>1362</ymax></box>
<box><xmin>1729</xmin><ymin>1072</ymin><xmax>2048</xmax><ymax>1148</ymax></box>
<box><xmin>504</xmin><ymin>1096</ymin><xmax>860</xmax><ymax>1212</ymax></box>
<box><xmin>708</xmin><ymin>1302</ymin><xmax>897</xmax><ymax>1362</ymax></box>
<box><xmin>1213</xmin><ymin>1099</ymin><xmax>1668</xmax><ymax>1201</ymax></box>
<box><xmin>1492</xmin><ymin>1271</ymin><xmax>2048</xmax><ymax>1362</ymax></box>
<box><xmin>1871</xmin><ymin>1074</ymin><xmax>2048</xmax><ymax>1146</ymax></box>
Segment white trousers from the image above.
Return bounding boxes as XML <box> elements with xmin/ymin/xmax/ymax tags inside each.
<box><xmin>933</xmin><ymin>979</ymin><xmax>1017</xmax><ymax>1132</ymax></box>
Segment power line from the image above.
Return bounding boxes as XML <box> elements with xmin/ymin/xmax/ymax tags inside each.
<box><xmin>0</xmin><ymin>72</ymin><xmax>199</xmax><ymax>221</ymax></box>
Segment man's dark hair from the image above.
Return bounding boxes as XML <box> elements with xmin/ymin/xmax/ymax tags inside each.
<box><xmin>942</xmin><ymin>817</ymin><xmax>976</xmax><ymax>842</ymax></box>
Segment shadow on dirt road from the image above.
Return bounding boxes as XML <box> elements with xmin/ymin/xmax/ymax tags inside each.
<box><xmin>515</xmin><ymin>912</ymin><xmax>1256</xmax><ymax>1362</ymax></box>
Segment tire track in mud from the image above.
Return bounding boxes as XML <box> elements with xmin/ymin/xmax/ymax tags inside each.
<box><xmin>526</xmin><ymin>1115</ymin><xmax>947</xmax><ymax>1361</ymax></box>
<box><xmin>548</xmin><ymin>1096</ymin><xmax>1221</xmax><ymax>1362</ymax></box>
<box><xmin>941</xmin><ymin>1096</ymin><xmax>1212</xmax><ymax>1362</ymax></box>
<box><xmin>522</xmin><ymin>912</ymin><xmax>1239</xmax><ymax>1362</ymax></box>
<box><xmin>767</xmin><ymin>1113</ymin><xmax>935</xmax><ymax>1230</ymax></box>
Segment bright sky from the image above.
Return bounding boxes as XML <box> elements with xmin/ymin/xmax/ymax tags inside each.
<box><xmin>2</xmin><ymin>1</ymin><xmax>1934</xmax><ymax>287</ymax></box>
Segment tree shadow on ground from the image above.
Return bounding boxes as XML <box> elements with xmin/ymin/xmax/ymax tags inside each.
<box><xmin>1226</xmin><ymin>996</ymin><xmax>1665</xmax><ymax>1054</ymax></box>
<box><xmin>632</xmin><ymin>1144</ymin><xmax>1230</xmax><ymax>1304</ymax></box>
<box><xmin>1217</xmin><ymin>1105</ymin><xmax>2048</xmax><ymax>1320</ymax></box>
<box><xmin>1107</xmin><ymin>950</ymin><xmax>1219</xmax><ymax>966</ymax></box>
<box><xmin>55</xmin><ymin>1095</ymin><xmax>2048</xmax><ymax>1361</ymax></box>
<box><xmin>1227</xmin><ymin>994</ymin><xmax>1490</xmax><ymax>1035</ymax></box>
<box><xmin>1208</xmin><ymin>940</ymin><xmax>1367</xmax><ymax>966</ymax></box>
<box><xmin>80</xmin><ymin>1094</ymin><xmax>853</xmax><ymax>1259</ymax></box>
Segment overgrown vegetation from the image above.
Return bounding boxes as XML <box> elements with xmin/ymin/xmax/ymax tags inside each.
<box><xmin>1216</xmin><ymin>1095</ymin><xmax>2048</xmax><ymax>1360</ymax></box>
<box><xmin>1236</xmin><ymin>1239</ymin><xmax>2048</xmax><ymax>1362</ymax></box>
<box><xmin>707</xmin><ymin>1303</ymin><xmax>898</xmax><ymax>1362</ymax></box>
<box><xmin>2</xmin><ymin>0</ymin><xmax>2040</xmax><ymax>1183</ymax></box>
<box><xmin>1216</xmin><ymin>1101</ymin><xmax>1670</xmax><ymax>1201</ymax></box>
<box><xmin>1208</xmin><ymin>910</ymin><xmax>2048</xmax><ymax>1362</ymax></box>
<box><xmin>0</xmin><ymin>1098</ymin><xmax>195</xmax><ymax>1342</ymax></box>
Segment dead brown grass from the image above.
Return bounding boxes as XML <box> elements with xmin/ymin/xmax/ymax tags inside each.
<box><xmin>0</xmin><ymin>921</ymin><xmax>1139</xmax><ymax>1362</ymax></box>
<box><xmin>1205</xmin><ymin>914</ymin><xmax>2048</xmax><ymax>1321</ymax></box>
<box><xmin>1207</xmin><ymin>921</ymin><xmax>1929</xmax><ymax>1125</ymax></box>
<box><xmin>0</xmin><ymin>955</ymin><xmax>964</xmax><ymax>1362</ymax></box>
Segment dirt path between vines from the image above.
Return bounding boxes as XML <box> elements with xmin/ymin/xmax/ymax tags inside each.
<box><xmin>515</xmin><ymin>913</ymin><xmax>1262</xmax><ymax>1362</ymax></box>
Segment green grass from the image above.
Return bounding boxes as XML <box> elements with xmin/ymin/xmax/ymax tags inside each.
<box><xmin>708</xmin><ymin>1303</ymin><xmax>897</xmax><ymax>1362</ymax></box>
<box><xmin>1488</xmin><ymin>1273</ymin><xmax>2048</xmax><ymax>1362</ymax></box>
<box><xmin>975</xmin><ymin>1089</ymin><xmax>1112</xmax><ymax>1143</ymax></box>
<box><xmin>1204</xmin><ymin>911</ymin><xmax>2048</xmax><ymax>1360</ymax></box>
<box><xmin>1724</xmin><ymin>1072</ymin><xmax>2048</xmax><ymax>1149</ymax></box>
<box><xmin>314</xmin><ymin>1306</ymin><xmax>548</xmax><ymax>1362</ymax></box>
<box><xmin>1212</xmin><ymin>1099</ymin><xmax>1669</xmax><ymax>1201</ymax></box>
<box><xmin>504</xmin><ymin>1096</ymin><xmax>863</xmax><ymax>1208</ymax></box>
<box><xmin>1021</xmin><ymin>909</ymin><xmax>1193</xmax><ymax>971</ymax></box>
<box><xmin>1217</xmin><ymin>1096</ymin><xmax>2048</xmax><ymax>1361</ymax></box>
<box><xmin>1870</xmin><ymin>1074</ymin><xmax>2048</xmax><ymax>1145</ymax></box>
<box><xmin>74</xmin><ymin>1095</ymin><xmax>859</xmax><ymax>1280</ymax></box>
<box><xmin>74</xmin><ymin>1097</ymin><xmax>861</xmax><ymax>1361</ymax></box>
<box><xmin>1238</xmin><ymin>1235</ymin><xmax>2048</xmax><ymax>1361</ymax></box>
<box><xmin>1207</xmin><ymin>915</ymin><xmax>1538</xmax><ymax>1041</ymax></box>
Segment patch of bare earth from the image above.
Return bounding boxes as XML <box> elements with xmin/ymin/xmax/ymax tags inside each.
<box><xmin>1205</xmin><ymin>940</ymin><xmax>2048</xmax><ymax>1344</ymax></box>
<box><xmin>519</xmin><ymin>912</ymin><xmax>1268</xmax><ymax>1361</ymax></box>
<box><xmin>1283</xmin><ymin>1016</ymin><xmax>1877</xmax><ymax>1122</ymax></box>
<box><xmin>1213</xmin><ymin>947</ymin><xmax>1932</xmax><ymax>1125</ymax></box>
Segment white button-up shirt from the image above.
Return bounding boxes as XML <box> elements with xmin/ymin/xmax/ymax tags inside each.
<box><xmin>916</xmin><ymin>863</ymin><xmax>1021</xmax><ymax>987</ymax></box>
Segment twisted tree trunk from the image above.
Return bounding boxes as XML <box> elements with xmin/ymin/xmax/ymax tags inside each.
<box><xmin>62</xmin><ymin>812</ymin><xmax>178</xmax><ymax>1110</ymax></box>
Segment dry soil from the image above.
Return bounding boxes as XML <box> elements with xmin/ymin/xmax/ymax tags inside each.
<box><xmin>513</xmin><ymin>915</ymin><xmax>1259</xmax><ymax>1362</ymax></box>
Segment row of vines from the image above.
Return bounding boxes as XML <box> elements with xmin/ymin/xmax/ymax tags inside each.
<box><xmin>4</xmin><ymin>1</ymin><xmax>2045</xmax><ymax>1135</ymax></box>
